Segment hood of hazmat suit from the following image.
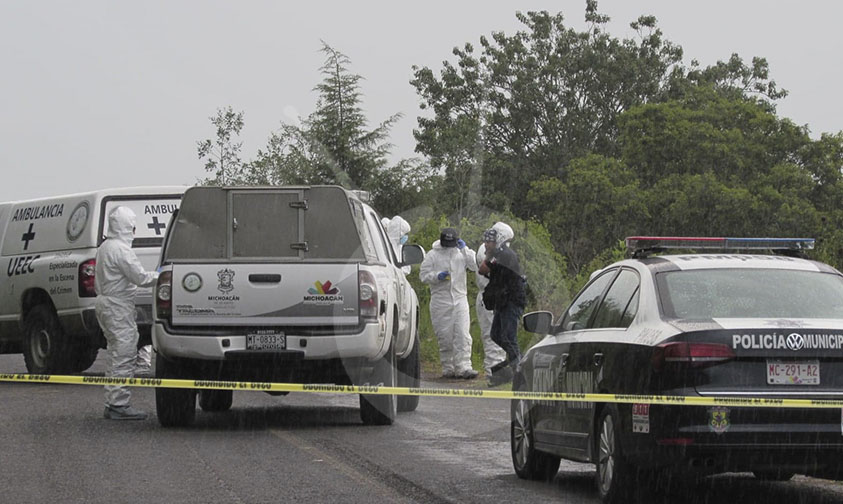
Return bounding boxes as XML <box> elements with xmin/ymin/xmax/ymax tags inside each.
<box><xmin>94</xmin><ymin>206</ymin><xmax>158</xmax><ymax>300</ymax></box>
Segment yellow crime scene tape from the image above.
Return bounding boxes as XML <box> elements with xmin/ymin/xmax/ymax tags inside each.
<box><xmin>3</xmin><ymin>372</ymin><xmax>843</xmax><ymax>409</ymax></box>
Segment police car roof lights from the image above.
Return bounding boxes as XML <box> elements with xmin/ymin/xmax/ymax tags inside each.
<box><xmin>625</xmin><ymin>236</ymin><xmax>815</xmax><ymax>258</ymax></box>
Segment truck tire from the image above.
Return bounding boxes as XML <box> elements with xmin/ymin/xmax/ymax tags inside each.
<box><xmin>155</xmin><ymin>354</ymin><xmax>197</xmax><ymax>427</ymax></box>
<box><xmin>199</xmin><ymin>389</ymin><xmax>233</xmax><ymax>412</ymax></box>
<box><xmin>23</xmin><ymin>304</ymin><xmax>70</xmax><ymax>374</ymax></box>
<box><xmin>359</xmin><ymin>344</ymin><xmax>397</xmax><ymax>426</ymax></box>
<box><xmin>397</xmin><ymin>333</ymin><xmax>420</xmax><ymax>412</ymax></box>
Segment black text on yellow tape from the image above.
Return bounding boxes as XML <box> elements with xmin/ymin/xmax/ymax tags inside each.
<box><xmin>2</xmin><ymin>373</ymin><xmax>843</xmax><ymax>409</ymax></box>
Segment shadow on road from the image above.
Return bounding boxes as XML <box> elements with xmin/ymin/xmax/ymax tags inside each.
<box><xmin>181</xmin><ymin>404</ymin><xmax>367</xmax><ymax>431</ymax></box>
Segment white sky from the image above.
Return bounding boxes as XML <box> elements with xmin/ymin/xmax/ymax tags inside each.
<box><xmin>1</xmin><ymin>1</ymin><xmax>840</xmax><ymax>202</ymax></box>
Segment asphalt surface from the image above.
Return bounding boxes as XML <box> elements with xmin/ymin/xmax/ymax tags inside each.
<box><xmin>1</xmin><ymin>353</ymin><xmax>843</xmax><ymax>503</ymax></box>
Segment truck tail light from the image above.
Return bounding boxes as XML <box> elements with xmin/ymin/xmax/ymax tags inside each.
<box><xmin>78</xmin><ymin>259</ymin><xmax>96</xmax><ymax>297</ymax></box>
<box><xmin>156</xmin><ymin>270</ymin><xmax>172</xmax><ymax>321</ymax></box>
<box><xmin>359</xmin><ymin>270</ymin><xmax>378</xmax><ymax>320</ymax></box>
<box><xmin>652</xmin><ymin>342</ymin><xmax>735</xmax><ymax>372</ymax></box>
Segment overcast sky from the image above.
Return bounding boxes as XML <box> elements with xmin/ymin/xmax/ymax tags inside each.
<box><xmin>1</xmin><ymin>1</ymin><xmax>840</xmax><ymax>203</ymax></box>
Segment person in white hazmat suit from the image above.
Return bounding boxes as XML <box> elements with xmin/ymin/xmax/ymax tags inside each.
<box><xmin>385</xmin><ymin>215</ymin><xmax>412</xmax><ymax>274</ymax></box>
<box><xmin>419</xmin><ymin>227</ymin><xmax>479</xmax><ymax>379</ymax></box>
<box><xmin>475</xmin><ymin>237</ymin><xmax>509</xmax><ymax>385</ymax></box>
<box><xmin>95</xmin><ymin>206</ymin><xmax>158</xmax><ymax>420</ymax></box>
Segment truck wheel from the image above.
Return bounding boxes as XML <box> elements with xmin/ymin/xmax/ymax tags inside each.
<box><xmin>199</xmin><ymin>389</ymin><xmax>233</xmax><ymax>412</ymax></box>
<box><xmin>359</xmin><ymin>344</ymin><xmax>397</xmax><ymax>425</ymax></box>
<box><xmin>397</xmin><ymin>333</ymin><xmax>420</xmax><ymax>412</ymax></box>
<box><xmin>23</xmin><ymin>304</ymin><xmax>70</xmax><ymax>374</ymax></box>
<box><xmin>155</xmin><ymin>354</ymin><xmax>196</xmax><ymax>427</ymax></box>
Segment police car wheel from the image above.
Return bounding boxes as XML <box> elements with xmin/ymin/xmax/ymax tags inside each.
<box><xmin>511</xmin><ymin>398</ymin><xmax>560</xmax><ymax>481</ymax></box>
<box><xmin>596</xmin><ymin>406</ymin><xmax>637</xmax><ymax>503</ymax></box>
<box><xmin>359</xmin><ymin>343</ymin><xmax>397</xmax><ymax>426</ymax></box>
<box><xmin>23</xmin><ymin>304</ymin><xmax>69</xmax><ymax>374</ymax></box>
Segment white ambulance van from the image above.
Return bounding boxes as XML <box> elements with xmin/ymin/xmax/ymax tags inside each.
<box><xmin>0</xmin><ymin>186</ymin><xmax>186</xmax><ymax>374</ymax></box>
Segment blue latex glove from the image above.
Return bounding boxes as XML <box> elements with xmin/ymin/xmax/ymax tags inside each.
<box><xmin>456</xmin><ymin>238</ymin><xmax>466</xmax><ymax>249</ymax></box>
<box><xmin>437</xmin><ymin>271</ymin><xmax>450</xmax><ymax>281</ymax></box>
<box><xmin>399</xmin><ymin>234</ymin><xmax>409</xmax><ymax>245</ymax></box>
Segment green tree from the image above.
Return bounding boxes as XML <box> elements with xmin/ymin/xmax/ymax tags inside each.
<box><xmin>411</xmin><ymin>4</ymin><xmax>684</xmax><ymax>218</ymax></box>
<box><xmin>249</xmin><ymin>42</ymin><xmax>435</xmax><ymax>213</ymax></box>
<box><xmin>196</xmin><ymin>106</ymin><xmax>246</xmax><ymax>185</ymax></box>
<box><xmin>526</xmin><ymin>154</ymin><xmax>647</xmax><ymax>274</ymax></box>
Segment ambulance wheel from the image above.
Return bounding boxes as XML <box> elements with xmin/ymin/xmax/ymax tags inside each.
<box><xmin>155</xmin><ymin>354</ymin><xmax>196</xmax><ymax>427</ymax></box>
<box><xmin>199</xmin><ymin>389</ymin><xmax>233</xmax><ymax>412</ymax></box>
<box><xmin>68</xmin><ymin>345</ymin><xmax>99</xmax><ymax>373</ymax></box>
<box><xmin>359</xmin><ymin>344</ymin><xmax>397</xmax><ymax>425</ymax></box>
<box><xmin>23</xmin><ymin>304</ymin><xmax>70</xmax><ymax>374</ymax></box>
<box><xmin>397</xmin><ymin>333</ymin><xmax>420</xmax><ymax>412</ymax></box>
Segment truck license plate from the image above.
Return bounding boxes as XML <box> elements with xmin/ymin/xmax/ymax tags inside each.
<box><xmin>247</xmin><ymin>330</ymin><xmax>286</xmax><ymax>350</ymax></box>
<box><xmin>766</xmin><ymin>360</ymin><xmax>819</xmax><ymax>385</ymax></box>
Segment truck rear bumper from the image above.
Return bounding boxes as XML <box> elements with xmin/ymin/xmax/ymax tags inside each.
<box><xmin>152</xmin><ymin>321</ymin><xmax>387</xmax><ymax>362</ymax></box>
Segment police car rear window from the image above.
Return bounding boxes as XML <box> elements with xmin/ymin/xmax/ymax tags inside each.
<box><xmin>658</xmin><ymin>268</ymin><xmax>843</xmax><ymax>319</ymax></box>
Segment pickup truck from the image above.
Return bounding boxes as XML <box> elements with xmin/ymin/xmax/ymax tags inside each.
<box><xmin>152</xmin><ymin>186</ymin><xmax>424</xmax><ymax>426</ymax></box>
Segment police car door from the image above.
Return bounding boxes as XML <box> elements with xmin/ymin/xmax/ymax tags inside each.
<box><xmin>554</xmin><ymin>268</ymin><xmax>618</xmax><ymax>457</ymax></box>
<box><xmin>564</xmin><ymin>267</ymin><xmax>641</xmax><ymax>458</ymax></box>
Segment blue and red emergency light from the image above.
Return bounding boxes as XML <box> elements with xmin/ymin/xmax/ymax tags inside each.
<box><xmin>625</xmin><ymin>236</ymin><xmax>815</xmax><ymax>257</ymax></box>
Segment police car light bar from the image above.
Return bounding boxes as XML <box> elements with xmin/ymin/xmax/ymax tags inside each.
<box><xmin>625</xmin><ymin>236</ymin><xmax>815</xmax><ymax>256</ymax></box>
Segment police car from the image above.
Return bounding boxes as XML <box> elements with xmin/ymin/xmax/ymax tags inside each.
<box><xmin>512</xmin><ymin>237</ymin><xmax>843</xmax><ymax>503</ymax></box>
<box><xmin>0</xmin><ymin>187</ymin><xmax>185</xmax><ymax>373</ymax></box>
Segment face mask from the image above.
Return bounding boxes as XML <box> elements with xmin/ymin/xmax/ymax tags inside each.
<box><xmin>399</xmin><ymin>235</ymin><xmax>408</xmax><ymax>245</ymax></box>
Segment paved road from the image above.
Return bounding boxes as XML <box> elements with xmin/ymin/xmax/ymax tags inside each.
<box><xmin>1</xmin><ymin>353</ymin><xmax>842</xmax><ymax>503</ymax></box>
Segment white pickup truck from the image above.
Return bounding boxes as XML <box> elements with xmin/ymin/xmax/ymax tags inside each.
<box><xmin>152</xmin><ymin>186</ymin><xmax>424</xmax><ymax>426</ymax></box>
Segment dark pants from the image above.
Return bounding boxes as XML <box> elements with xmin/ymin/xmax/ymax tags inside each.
<box><xmin>490</xmin><ymin>302</ymin><xmax>523</xmax><ymax>370</ymax></box>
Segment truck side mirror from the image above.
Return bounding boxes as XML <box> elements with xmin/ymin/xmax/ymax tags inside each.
<box><xmin>400</xmin><ymin>244</ymin><xmax>425</xmax><ymax>266</ymax></box>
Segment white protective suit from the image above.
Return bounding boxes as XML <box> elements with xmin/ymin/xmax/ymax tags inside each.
<box><xmin>475</xmin><ymin>242</ymin><xmax>507</xmax><ymax>375</ymax></box>
<box><xmin>95</xmin><ymin>207</ymin><xmax>158</xmax><ymax>409</ymax></box>
<box><xmin>419</xmin><ymin>239</ymin><xmax>478</xmax><ymax>375</ymax></box>
<box><xmin>385</xmin><ymin>216</ymin><xmax>411</xmax><ymax>274</ymax></box>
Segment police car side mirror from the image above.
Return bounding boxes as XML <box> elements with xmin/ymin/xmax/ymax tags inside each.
<box><xmin>523</xmin><ymin>311</ymin><xmax>554</xmax><ymax>334</ymax></box>
<box><xmin>400</xmin><ymin>244</ymin><xmax>425</xmax><ymax>266</ymax></box>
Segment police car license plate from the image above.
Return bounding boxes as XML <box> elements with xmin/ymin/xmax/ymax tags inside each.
<box><xmin>247</xmin><ymin>330</ymin><xmax>286</xmax><ymax>350</ymax></box>
<box><xmin>766</xmin><ymin>360</ymin><xmax>819</xmax><ymax>385</ymax></box>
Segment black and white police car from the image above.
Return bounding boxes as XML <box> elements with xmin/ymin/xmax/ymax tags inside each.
<box><xmin>512</xmin><ymin>237</ymin><xmax>843</xmax><ymax>503</ymax></box>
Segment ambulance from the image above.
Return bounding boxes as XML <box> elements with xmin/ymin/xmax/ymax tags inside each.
<box><xmin>0</xmin><ymin>186</ymin><xmax>186</xmax><ymax>374</ymax></box>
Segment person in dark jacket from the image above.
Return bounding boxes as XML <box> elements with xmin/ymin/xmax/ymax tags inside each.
<box><xmin>478</xmin><ymin>222</ymin><xmax>527</xmax><ymax>385</ymax></box>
